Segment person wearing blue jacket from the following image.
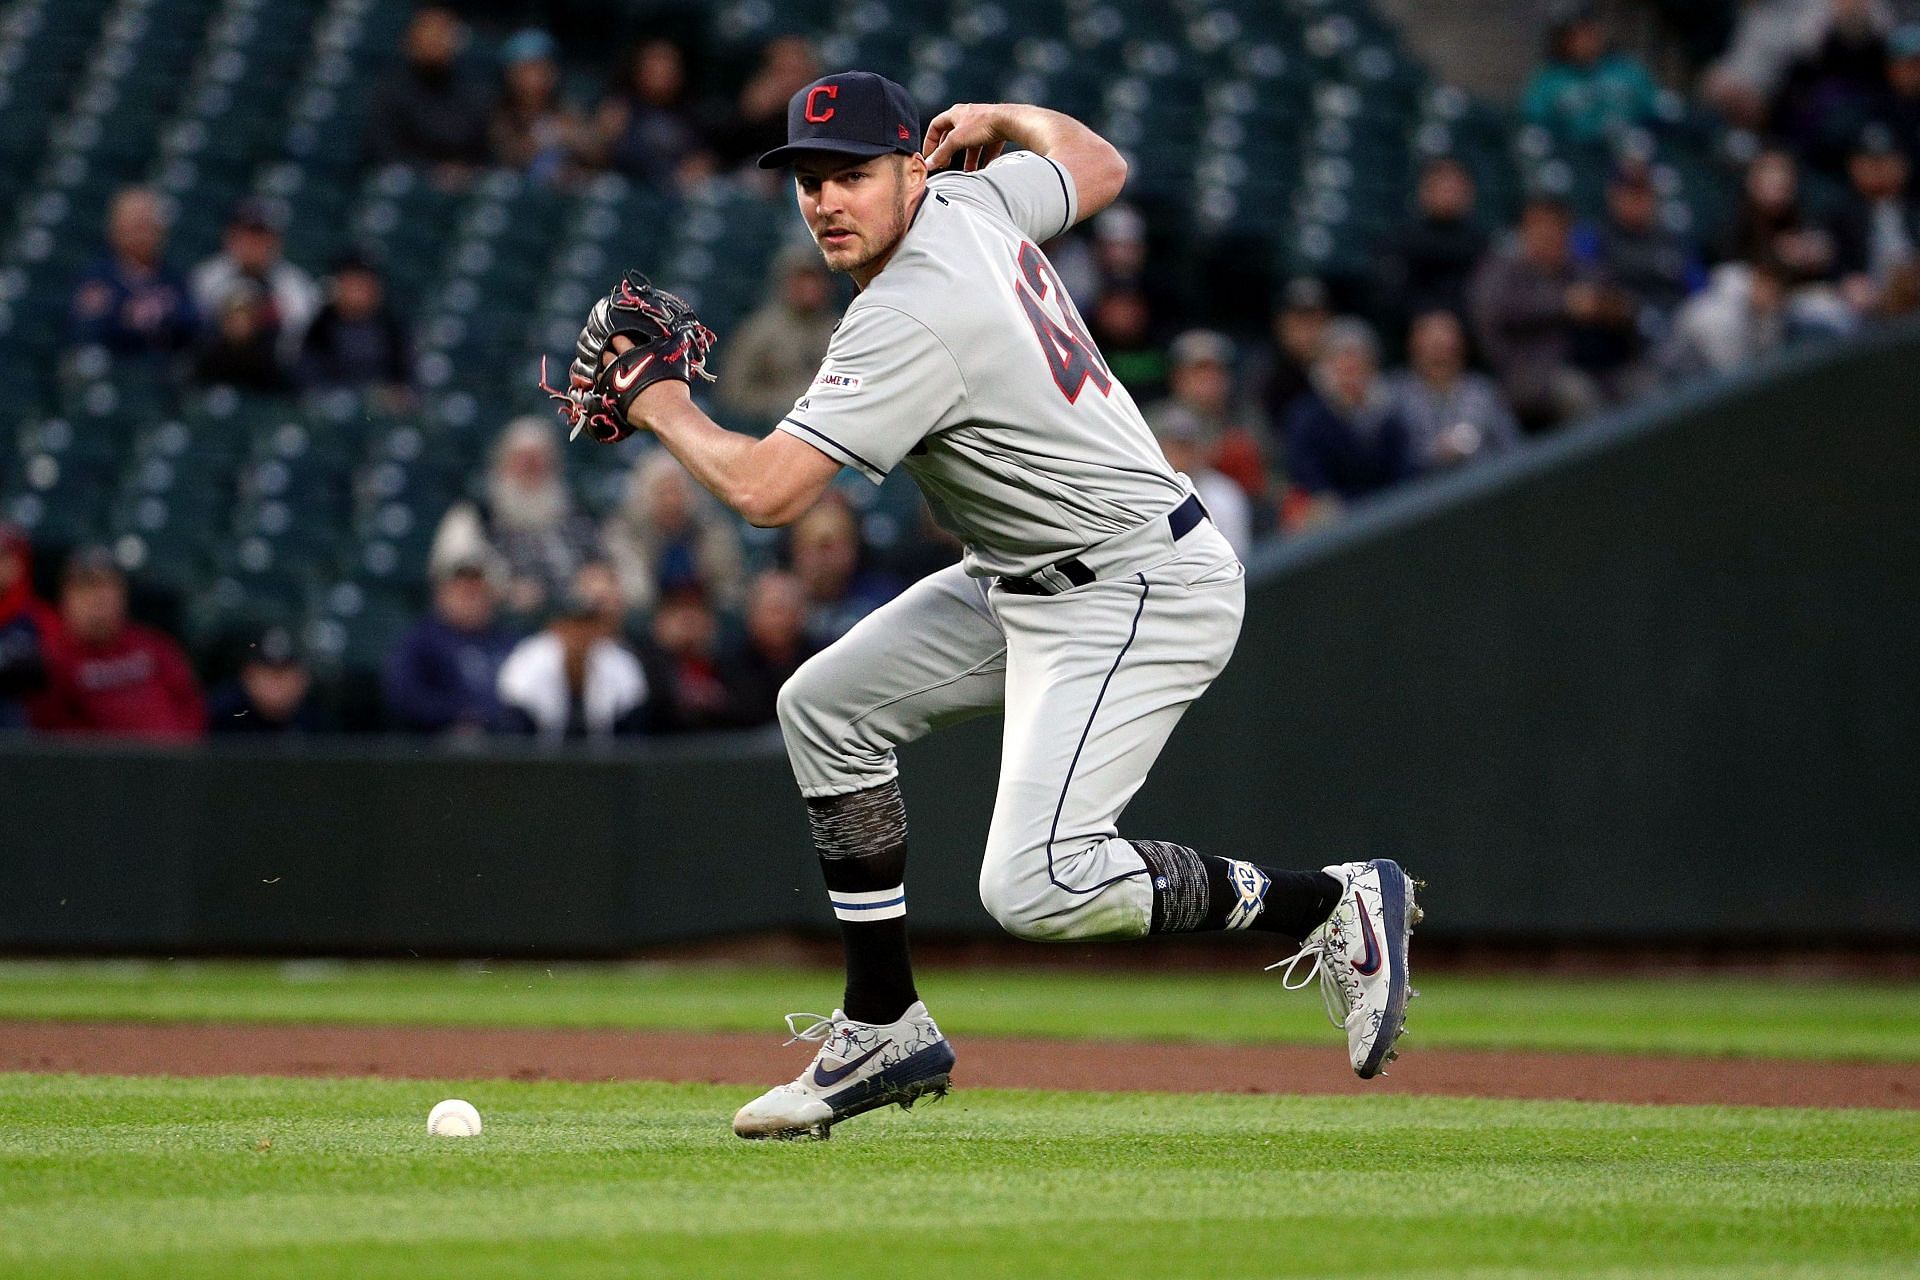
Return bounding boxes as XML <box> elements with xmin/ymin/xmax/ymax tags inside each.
<box><xmin>381</xmin><ymin>559</ymin><xmax>518</xmax><ymax>735</ymax></box>
<box><xmin>1282</xmin><ymin>319</ymin><xmax>1419</xmax><ymax>518</ymax></box>
<box><xmin>67</xmin><ymin>187</ymin><xmax>197</xmax><ymax>357</ymax></box>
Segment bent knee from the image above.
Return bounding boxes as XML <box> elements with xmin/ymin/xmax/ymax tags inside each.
<box><xmin>978</xmin><ymin>873</ymin><xmax>1068</xmax><ymax>942</ymax></box>
<box><xmin>774</xmin><ymin>651</ymin><xmax>836</xmax><ymax>738</ymax></box>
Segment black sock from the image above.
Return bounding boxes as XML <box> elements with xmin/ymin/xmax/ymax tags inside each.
<box><xmin>1133</xmin><ymin>839</ymin><xmax>1342</xmax><ymax>940</ymax></box>
<box><xmin>835</xmin><ymin>914</ymin><xmax>918</xmax><ymax>1025</ymax></box>
<box><xmin>807</xmin><ymin>783</ymin><xmax>919</xmax><ymax>1025</ymax></box>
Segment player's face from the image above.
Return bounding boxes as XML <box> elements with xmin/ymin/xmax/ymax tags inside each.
<box><xmin>794</xmin><ymin>155</ymin><xmax>917</xmax><ymax>279</ymax></box>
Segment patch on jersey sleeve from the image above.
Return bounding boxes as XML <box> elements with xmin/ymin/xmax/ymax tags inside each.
<box><xmin>811</xmin><ymin>369</ymin><xmax>863</xmax><ymax>392</ymax></box>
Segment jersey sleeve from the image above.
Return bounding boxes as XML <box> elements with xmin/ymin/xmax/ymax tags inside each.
<box><xmin>774</xmin><ymin>304</ymin><xmax>966</xmax><ymax>485</ymax></box>
<box><xmin>933</xmin><ymin>150</ymin><xmax>1079</xmax><ymax>244</ymax></box>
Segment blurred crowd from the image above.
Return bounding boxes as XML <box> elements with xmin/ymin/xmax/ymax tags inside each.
<box><xmin>1</xmin><ymin>462</ymin><xmax>840</xmax><ymax>741</ymax></box>
<box><xmin>20</xmin><ymin>0</ymin><xmax>1920</xmax><ymax>741</ymax></box>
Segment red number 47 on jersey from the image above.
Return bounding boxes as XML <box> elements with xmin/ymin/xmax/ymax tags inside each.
<box><xmin>1013</xmin><ymin>241</ymin><xmax>1113</xmax><ymax>404</ymax></box>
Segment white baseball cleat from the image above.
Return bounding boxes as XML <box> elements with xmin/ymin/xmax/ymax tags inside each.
<box><xmin>732</xmin><ymin>1000</ymin><xmax>956</xmax><ymax>1140</ymax></box>
<box><xmin>1271</xmin><ymin>859</ymin><xmax>1422</xmax><ymax>1078</ymax></box>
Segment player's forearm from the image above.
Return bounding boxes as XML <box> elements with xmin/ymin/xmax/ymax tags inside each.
<box><xmin>638</xmin><ymin>394</ymin><xmax>804</xmax><ymax>527</ymax></box>
<box><xmin>994</xmin><ymin>105</ymin><xmax>1128</xmax><ymax>219</ymax></box>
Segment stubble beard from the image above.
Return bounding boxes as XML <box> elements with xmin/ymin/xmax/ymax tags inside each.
<box><xmin>817</xmin><ymin>169</ymin><xmax>909</xmax><ymax>276</ymax></box>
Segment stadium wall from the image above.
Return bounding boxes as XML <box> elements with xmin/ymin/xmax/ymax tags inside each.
<box><xmin>3</xmin><ymin>330</ymin><xmax>1917</xmax><ymax>953</ymax></box>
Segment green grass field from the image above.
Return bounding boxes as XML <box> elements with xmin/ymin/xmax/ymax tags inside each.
<box><xmin>3</xmin><ymin>959</ymin><xmax>1919</xmax><ymax>1059</ymax></box>
<box><xmin>5</xmin><ymin>962</ymin><xmax>1919</xmax><ymax>1279</ymax></box>
<box><xmin>2</xmin><ymin>1075</ymin><xmax>1917</xmax><ymax>1280</ymax></box>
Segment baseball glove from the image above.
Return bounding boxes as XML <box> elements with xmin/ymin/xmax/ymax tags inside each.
<box><xmin>541</xmin><ymin>271</ymin><xmax>717</xmax><ymax>443</ymax></box>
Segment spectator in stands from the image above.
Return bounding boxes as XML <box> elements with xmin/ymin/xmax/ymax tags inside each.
<box><xmin>1578</xmin><ymin>163</ymin><xmax>1703</xmax><ymax>339</ymax></box>
<box><xmin>489</xmin><ymin>29</ymin><xmax>589</xmax><ymax>187</ymax></box>
<box><xmin>1470</xmin><ymin>195</ymin><xmax>1613</xmax><ymax>431</ymax></box>
<box><xmin>0</xmin><ymin>525</ymin><xmax>59</xmax><ymax>732</ymax></box>
<box><xmin>206</xmin><ymin>626</ymin><xmax>330</xmax><ymax>734</ymax></box>
<box><xmin>1521</xmin><ymin>7</ymin><xmax>1661</xmax><ymax>143</ymax></box>
<box><xmin>1251</xmin><ymin>277</ymin><xmax>1333</xmax><ymax>435</ymax></box>
<box><xmin>1704</xmin><ymin>0</ymin><xmax>1894</xmax><ymax>128</ymax></box>
<box><xmin>68</xmin><ymin>186</ymin><xmax>197</xmax><ymax>358</ymax></box>
<box><xmin>1772</xmin><ymin>0</ymin><xmax>1891</xmax><ymax>173</ymax></box>
<box><xmin>1719</xmin><ymin>146</ymin><xmax>1838</xmax><ymax>280</ymax></box>
<box><xmin>1663</xmin><ymin>253</ymin><xmax>1849</xmax><ymax>377</ymax></box>
<box><xmin>1144</xmin><ymin>330</ymin><xmax>1267</xmax><ymax>500</ymax></box>
<box><xmin>1088</xmin><ymin>205</ymin><xmax>1181</xmax><ymax>321</ymax></box>
<box><xmin>1092</xmin><ymin>205</ymin><xmax>1149</xmax><ymax>285</ymax></box>
<box><xmin>634</xmin><ymin>587</ymin><xmax>732</xmax><ymax>734</ymax></box>
<box><xmin>718</xmin><ymin>569</ymin><xmax>817</xmax><ymax>729</ymax></box>
<box><xmin>189</xmin><ymin>199</ymin><xmax>320</xmax><ymax>365</ymax></box>
<box><xmin>192</xmin><ymin>283</ymin><xmax>294</xmax><ymax>393</ymax></box>
<box><xmin>715</xmin><ymin>244</ymin><xmax>839</xmax><ymax>426</ymax></box>
<box><xmin>298</xmin><ymin>254</ymin><xmax>414</xmax><ymax>403</ymax></box>
<box><xmin>1151</xmin><ymin>406</ymin><xmax>1254</xmax><ymax>558</ymax></box>
<box><xmin>591</xmin><ymin>38</ymin><xmax>714</xmax><ymax>189</ymax></box>
<box><xmin>1826</xmin><ymin>122</ymin><xmax>1920</xmax><ymax>308</ymax></box>
<box><xmin>1647</xmin><ymin>0</ymin><xmax>1741</xmax><ymax>72</ymax></box>
<box><xmin>381</xmin><ymin>557</ymin><xmax>517</xmax><ymax>735</ymax></box>
<box><xmin>32</xmin><ymin>547</ymin><xmax>204</xmax><ymax>741</ymax></box>
<box><xmin>1282</xmin><ymin>320</ymin><xmax>1418</xmax><ymax>522</ymax></box>
<box><xmin>1875</xmin><ymin>256</ymin><xmax>1920</xmax><ymax>315</ymax></box>
<box><xmin>1387</xmin><ymin>310</ymin><xmax>1524</xmax><ymax>472</ymax></box>
<box><xmin>571</xmin><ymin>557</ymin><xmax>628</xmax><ymax>631</ymax></box>
<box><xmin>366</xmin><ymin>6</ymin><xmax>492</xmax><ymax>178</ymax></box>
<box><xmin>600</xmin><ymin>449</ymin><xmax>744</xmax><ymax>615</ymax></box>
<box><xmin>1877</xmin><ymin>24</ymin><xmax>1920</xmax><ymax>167</ymax></box>
<box><xmin>711</xmin><ymin>35</ymin><xmax>820</xmax><ymax>171</ymax></box>
<box><xmin>1088</xmin><ymin>285</ymin><xmax>1169</xmax><ymax>401</ymax></box>
<box><xmin>786</xmin><ymin>496</ymin><xmax>899</xmax><ymax>644</ymax></box>
<box><xmin>433</xmin><ymin>417</ymin><xmax>603</xmax><ymax>618</ymax></box>
<box><xmin>498</xmin><ymin>579</ymin><xmax>648</xmax><ymax>741</ymax></box>
<box><xmin>1042</xmin><ymin>224</ymin><xmax>1101</xmax><ymax>314</ymax></box>
<box><xmin>1377</xmin><ymin>156</ymin><xmax>1489</xmax><ymax>327</ymax></box>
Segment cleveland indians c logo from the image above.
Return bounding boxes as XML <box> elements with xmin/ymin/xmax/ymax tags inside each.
<box><xmin>805</xmin><ymin>85</ymin><xmax>839</xmax><ymax>122</ymax></box>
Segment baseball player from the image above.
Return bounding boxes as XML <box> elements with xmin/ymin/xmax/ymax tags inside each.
<box><xmin>552</xmin><ymin>72</ymin><xmax>1421</xmax><ymax>1140</ymax></box>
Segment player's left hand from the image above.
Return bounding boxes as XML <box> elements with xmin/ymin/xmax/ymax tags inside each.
<box><xmin>605</xmin><ymin>335</ymin><xmax>695</xmax><ymax>428</ymax></box>
<box><xmin>541</xmin><ymin>271</ymin><xmax>716</xmax><ymax>443</ymax></box>
<box><xmin>923</xmin><ymin>104</ymin><xmax>1009</xmax><ymax>172</ymax></box>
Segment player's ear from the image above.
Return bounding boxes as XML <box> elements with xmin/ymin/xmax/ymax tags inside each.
<box><xmin>903</xmin><ymin>152</ymin><xmax>928</xmax><ymax>191</ymax></box>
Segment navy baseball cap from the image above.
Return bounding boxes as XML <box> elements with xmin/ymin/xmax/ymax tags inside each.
<box><xmin>757</xmin><ymin>71</ymin><xmax>920</xmax><ymax>169</ymax></box>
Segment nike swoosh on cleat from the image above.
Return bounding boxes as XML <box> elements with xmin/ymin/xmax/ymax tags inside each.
<box><xmin>1353</xmin><ymin>896</ymin><xmax>1384</xmax><ymax>976</ymax></box>
<box><xmin>811</xmin><ymin>1045</ymin><xmax>885</xmax><ymax>1087</ymax></box>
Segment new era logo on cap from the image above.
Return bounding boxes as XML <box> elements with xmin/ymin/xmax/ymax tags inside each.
<box><xmin>758</xmin><ymin>71</ymin><xmax>921</xmax><ymax>169</ymax></box>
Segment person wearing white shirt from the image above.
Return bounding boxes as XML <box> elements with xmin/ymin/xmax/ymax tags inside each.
<box><xmin>496</xmin><ymin>592</ymin><xmax>648</xmax><ymax>740</ymax></box>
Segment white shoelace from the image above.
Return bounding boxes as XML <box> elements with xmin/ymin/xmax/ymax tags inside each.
<box><xmin>782</xmin><ymin>1012</ymin><xmax>837</xmax><ymax>1046</ymax></box>
<box><xmin>1267</xmin><ymin>942</ymin><xmax>1348</xmax><ymax>1030</ymax></box>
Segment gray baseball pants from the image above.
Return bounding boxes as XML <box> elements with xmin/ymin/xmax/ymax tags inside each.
<box><xmin>776</xmin><ymin>517</ymin><xmax>1244</xmax><ymax>941</ymax></box>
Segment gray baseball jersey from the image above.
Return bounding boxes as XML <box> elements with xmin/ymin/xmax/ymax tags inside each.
<box><xmin>775</xmin><ymin>151</ymin><xmax>1190</xmax><ymax>579</ymax></box>
<box><xmin>770</xmin><ymin>150</ymin><xmax>1247</xmax><ymax>945</ymax></box>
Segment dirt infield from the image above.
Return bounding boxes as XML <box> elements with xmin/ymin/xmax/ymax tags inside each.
<box><xmin>3</xmin><ymin>1021</ymin><xmax>1915</xmax><ymax>1109</ymax></box>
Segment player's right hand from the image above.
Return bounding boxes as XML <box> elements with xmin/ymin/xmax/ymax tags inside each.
<box><xmin>923</xmin><ymin>104</ymin><xmax>1009</xmax><ymax>172</ymax></box>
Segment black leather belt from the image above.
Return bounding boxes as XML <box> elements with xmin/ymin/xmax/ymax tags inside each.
<box><xmin>999</xmin><ymin>494</ymin><xmax>1210</xmax><ymax>596</ymax></box>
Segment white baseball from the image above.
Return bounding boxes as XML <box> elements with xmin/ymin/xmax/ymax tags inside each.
<box><xmin>427</xmin><ymin>1098</ymin><xmax>482</xmax><ymax>1138</ymax></box>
